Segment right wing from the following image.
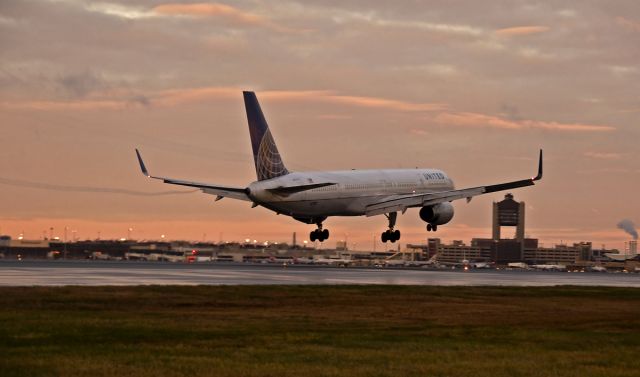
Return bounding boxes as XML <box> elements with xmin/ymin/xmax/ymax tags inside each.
<box><xmin>135</xmin><ymin>149</ymin><xmax>251</xmax><ymax>201</ymax></box>
<box><xmin>366</xmin><ymin>150</ymin><xmax>543</xmax><ymax>216</ymax></box>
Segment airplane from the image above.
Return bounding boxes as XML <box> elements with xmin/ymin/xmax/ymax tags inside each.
<box><xmin>135</xmin><ymin>91</ymin><xmax>543</xmax><ymax>243</ymax></box>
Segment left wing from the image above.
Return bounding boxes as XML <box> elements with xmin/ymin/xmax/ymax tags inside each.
<box><xmin>135</xmin><ymin>149</ymin><xmax>251</xmax><ymax>201</ymax></box>
<box><xmin>366</xmin><ymin>150</ymin><xmax>543</xmax><ymax>216</ymax></box>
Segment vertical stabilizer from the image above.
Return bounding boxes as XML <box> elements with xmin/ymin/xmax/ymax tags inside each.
<box><xmin>243</xmin><ymin>91</ymin><xmax>289</xmax><ymax>181</ymax></box>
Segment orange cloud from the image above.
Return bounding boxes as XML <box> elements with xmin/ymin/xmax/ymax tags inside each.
<box><xmin>0</xmin><ymin>99</ymin><xmax>129</xmax><ymax>111</ymax></box>
<box><xmin>0</xmin><ymin>87</ymin><xmax>615</xmax><ymax>133</ymax></box>
<box><xmin>260</xmin><ymin>90</ymin><xmax>333</xmax><ymax>101</ymax></box>
<box><xmin>153</xmin><ymin>3</ymin><xmax>261</xmax><ymax>23</ymax></box>
<box><xmin>152</xmin><ymin>87</ymin><xmax>333</xmax><ymax>106</ymax></box>
<box><xmin>153</xmin><ymin>86</ymin><xmax>239</xmax><ymax>106</ymax></box>
<box><xmin>436</xmin><ymin>112</ymin><xmax>520</xmax><ymax>130</ymax></box>
<box><xmin>324</xmin><ymin>95</ymin><xmax>447</xmax><ymax>112</ymax></box>
<box><xmin>408</xmin><ymin>128</ymin><xmax>429</xmax><ymax>136</ymax></box>
<box><xmin>152</xmin><ymin>3</ymin><xmax>299</xmax><ymax>33</ymax></box>
<box><xmin>615</xmin><ymin>16</ymin><xmax>640</xmax><ymax>33</ymax></box>
<box><xmin>495</xmin><ymin>26</ymin><xmax>550</xmax><ymax>36</ymax></box>
<box><xmin>435</xmin><ymin>111</ymin><xmax>614</xmax><ymax>132</ymax></box>
<box><xmin>317</xmin><ymin>114</ymin><xmax>353</xmax><ymax>120</ymax></box>
<box><xmin>0</xmin><ymin>88</ymin><xmax>444</xmax><ymax>113</ymax></box>
<box><xmin>153</xmin><ymin>87</ymin><xmax>447</xmax><ymax>112</ymax></box>
<box><xmin>584</xmin><ymin>151</ymin><xmax>623</xmax><ymax>160</ymax></box>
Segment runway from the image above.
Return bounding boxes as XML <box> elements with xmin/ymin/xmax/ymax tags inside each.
<box><xmin>1</xmin><ymin>260</ymin><xmax>639</xmax><ymax>286</ymax></box>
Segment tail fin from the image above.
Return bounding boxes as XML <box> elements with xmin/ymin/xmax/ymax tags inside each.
<box><xmin>243</xmin><ymin>91</ymin><xmax>289</xmax><ymax>181</ymax></box>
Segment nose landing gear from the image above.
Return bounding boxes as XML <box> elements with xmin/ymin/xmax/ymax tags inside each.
<box><xmin>381</xmin><ymin>212</ymin><xmax>401</xmax><ymax>243</ymax></box>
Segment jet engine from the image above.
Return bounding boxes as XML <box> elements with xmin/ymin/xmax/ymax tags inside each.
<box><xmin>419</xmin><ymin>202</ymin><xmax>454</xmax><ymax>225</ymax></box>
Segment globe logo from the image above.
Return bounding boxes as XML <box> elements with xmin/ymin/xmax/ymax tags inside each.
<box><xmin>256</xmin><ymin>130</ymin><xmax>289</xmax><ymax>180</ymax></box>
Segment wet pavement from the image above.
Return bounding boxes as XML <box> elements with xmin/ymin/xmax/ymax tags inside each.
<box><xmin>1</xmin><ymin>260</ymin><xmax>639</xmax><ymax>286</ymax></box>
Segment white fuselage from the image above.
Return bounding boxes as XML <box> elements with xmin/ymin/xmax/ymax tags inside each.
<box><xmin>248</xmin><ymin>169</ymin><xmax>454</xmax><ymax>218</ymax></box>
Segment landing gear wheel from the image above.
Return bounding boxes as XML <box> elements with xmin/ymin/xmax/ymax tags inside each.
<box><xmin>427</xmin><ymin>224</ymin><xmax>432</xmax><ymax>232</ymax></box>
<box><xmin>381</xmin><ymin>212</ymin><xmax>400</xmax><ymax>243</ymax></box>
<box><xmin>381</xmin><ymin>229</ymin><xmax>401</xmax><ymax>243</ymax></box>
<box><xmin>432</xmin><ymin>225</ymin><xmax>438</xmax><ymax>232</ymax></box>
<box><xmin>310</xmin><ymin>226</ymin><xmax>329</xmax><ymax>243</ymax></box>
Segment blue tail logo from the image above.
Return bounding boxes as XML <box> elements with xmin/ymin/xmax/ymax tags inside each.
<box><xmin>243</xmin><ymin>91</ymin><xmax>289</xmax><ymax>181</ymax></box>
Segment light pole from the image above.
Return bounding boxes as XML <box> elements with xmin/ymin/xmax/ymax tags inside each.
<box><xmin>63</xmin><ymin>226</ymin><xmax>68</xmax><ymax>259</ymax></box>
<box><xmin>373</xmin><ymin>233</ymin><xmax>376</xmax><ymax>252</ymax></box>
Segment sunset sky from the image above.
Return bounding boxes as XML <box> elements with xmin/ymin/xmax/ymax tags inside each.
<box><xmin>1</xmin><ymin>0</ymin><xmax>639</xmax><ymax>250</ymax></box>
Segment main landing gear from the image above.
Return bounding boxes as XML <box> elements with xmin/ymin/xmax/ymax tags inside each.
<box><xmin>310</xmin><ymin>223</ymin><xmax>329</xmax><ymax>242</ymax></box>
<box><xmin>426</xmin><ymin>224</ymin><xmax>438</xmax><ymax>232</ymax></box>
<box><xmin>381</xmin><ymin>212</ymin><xmax>401</xmax><ymax>243</ymax></box>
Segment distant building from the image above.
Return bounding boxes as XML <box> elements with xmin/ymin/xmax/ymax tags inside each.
<box><xmin>432</xmin><ymin>238</ymin><xmax>593</xmax><ymax>265</ymax></box>
<box><xmin>525</xmin><ymin>242</ymin><xmax>592</xmax><ymax>264</ymax></box>
<box><xmin>434</xmin><ymin>240</ymin><xmax>484</xmax><ymax>264</ymax></box>
<box><xmin>0</xmin><ymin>235</ymin><xmax>10</xmax><ymax>248</ymax></box>
<box><xmin>606</xmin><ymin>240</ymin><xmax>638</xmax><ymax>261</ymax></box>
<box><xmin>0</xmin><ymin>238</ymin><xmax>50</xmax><ymax>259</ymax></box>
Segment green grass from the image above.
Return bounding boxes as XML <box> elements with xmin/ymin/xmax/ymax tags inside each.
<box><xmin>1</xmin><ymin>286</ymin><xmax>640</xmax><ymax>377</ymax></box>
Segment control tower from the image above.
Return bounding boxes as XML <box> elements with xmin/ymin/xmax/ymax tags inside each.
<box><xmin>492</xmin><ymin>193</ymin><xmax>525</xmax><ymax>242</ymax></box>
<box><xmin>491</xmin><ymin>193</ymin><xmax>526</xmax><ymax>263</ymax></box>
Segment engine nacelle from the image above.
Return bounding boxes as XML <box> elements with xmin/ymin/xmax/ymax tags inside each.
<box><xmin>419</xmin><ymin>203</ymin><xmax>454</xmax><ymax>225</ymax></box>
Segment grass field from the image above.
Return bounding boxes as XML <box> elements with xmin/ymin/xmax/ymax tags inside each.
<box><xmin>1</xmin><ymin>286</ymin><xmax>640</xmax><ymax>377</ymax></box>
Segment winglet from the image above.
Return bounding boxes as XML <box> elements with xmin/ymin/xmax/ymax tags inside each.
<box><xmin>135</xmin><ymin>148</ymin><xmax>150</xmax><ymax>177</ymax></box>
<box><xmin>533</xmin><ymin>149</ymin><xmax>543</xmax><ymax>181</ymax></box>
